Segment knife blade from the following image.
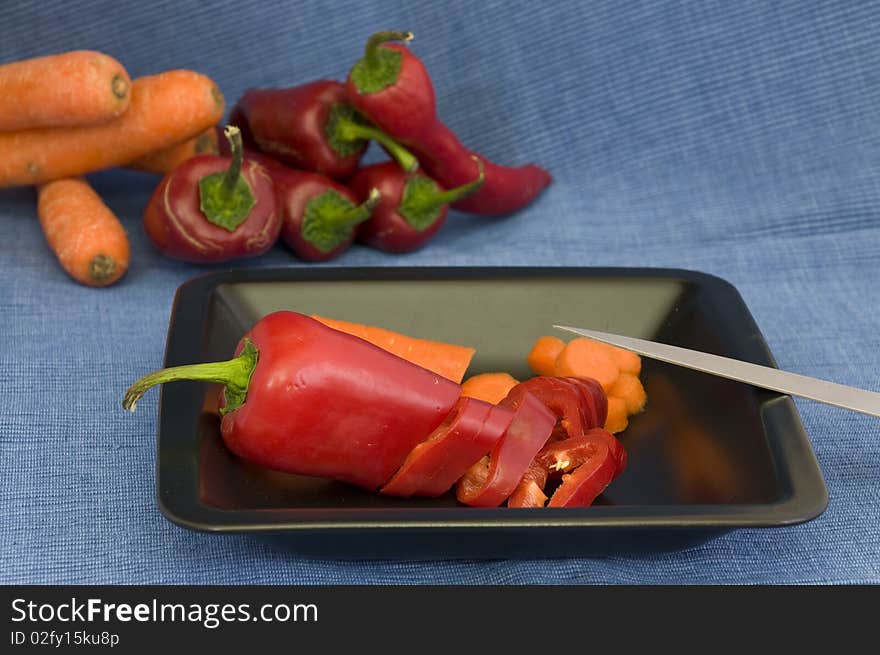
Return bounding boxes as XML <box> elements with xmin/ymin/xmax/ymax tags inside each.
<box><xmin>554</xmin><ymin>325</ymin><xmax>880</xmax><ymax>418</ymax></box>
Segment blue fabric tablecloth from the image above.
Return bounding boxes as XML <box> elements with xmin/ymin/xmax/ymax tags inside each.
<box><xmin>1</xmin><ymin>0</ymin><xmax>878</xmax><ymax>584</ymax></box>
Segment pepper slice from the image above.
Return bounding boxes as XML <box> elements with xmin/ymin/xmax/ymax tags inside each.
<box><xmin>547</xmin><ymin>441</ymin><xmax>618</xmax><ymax>507</ymax></box>
<box><xmin>499</xmin><ymin>377</ymin><xmax>589</xmax><ymax>441</ymax></box>
<box><xmin>456</xmin><ymin>392</ymin><xmax>556</xmax><ymax>507</ymax></box>
<box><xmin>505</xmin><ymin>459</ymin><xmax>549</xmax><ymax>508</ymax></box>
<box><xmin>380</xmin><ymin>398</ymin><xmax>513</xmax><ymax>497</ymax></box>
<box><xmin>562</xmin><ymin>377</ymin><xmax>608</xmax><ymax>433</ymax></box>
<box><xmin>508</xmin><ymin>428</ymin><xmax>625</xmax><ymax>507</ymax></box>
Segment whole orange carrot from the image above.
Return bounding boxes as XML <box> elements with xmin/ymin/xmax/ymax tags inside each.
<box><xmin>0</xmin><ymin>70</ymin><xmax>225</xmax><ymax>188</ymax></box>
<box><xmin>0</xmin><ymin>51</ymin><xmax>131</xmax><ymax>131</ymax></box>
<box><xmin>128</xmin><ymin>127</ymin><xmax>219</xmax><ymax>174</ymax></box>
<box><xmin>37</xmin><ymin>178</ymin><xmax>130</xmax><ymax>287</ymax></box>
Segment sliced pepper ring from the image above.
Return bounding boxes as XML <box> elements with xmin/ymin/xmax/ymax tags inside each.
<box><xmin>547</xmin><ymin>440</ymin><xmax>617</xmax><ymax>507</ymax></box>
<box><xmin>499</xmin><ymin>377</ymin><xmax>589</xmax><ymax>441</ymax></box>
<box><xmin>380</xmin><ymin>397</ymin><xmax>514</xmax><ymax>498</ymax></box>
<box><xmin>456</xmin><ymin>392</ymin><xmax>557</xmax><ymax>507</ymax></box>
<box><xmin>508</xmin><ymin>428</ymin><xmax>625</xmax><ymax>508</ymax></box>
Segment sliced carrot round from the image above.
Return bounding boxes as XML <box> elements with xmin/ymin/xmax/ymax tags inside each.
<box><xmin>604</xmin><ymin>396</ymin><xmax>629</xmax><ymax>433</ymax></box>
<box><xmin>527</xmin><ymin>336</ymin><xmax>565</xmax><ymax>376</ymax></box>
<box><xmin>609</xmin><ymin>374</ymin><xmax>647</xmax><ymax>414</ymax></box>
<box><xmin>554</xmin><ymin>338</ymin><xmax>620</xmax><ymax>392</ymax></box>
<box><xmin>604</xmin><ymin>344</ymin><xmax>642</xmax><ymax>375</ymax></box>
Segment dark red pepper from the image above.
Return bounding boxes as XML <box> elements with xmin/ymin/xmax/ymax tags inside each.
<box><xmin>142</xmin><ymin>126</ymin><xmax>280</xmax><ymax>263</ymax></box>
<box><xmin>232</xmin><ymin>80</ymin><xmax>417</xmax><ymax>180</ymax></box>
<box><xmin>122</xmin><ymin>311</ymin><xmax>462</xmax><ymax>490</ymax></box>
<box><xmin>345</xmin><ymin>31</ymin><xmax>552</xmax><ymax>216</ymax></box>
<box><xmin>350</xmin><ymin>157</ymin><xmax>484</xmax><ymax>253</ymax></box>
<box><xmin>274</xmin><ymin>167</ymin><xmax>381</xmax><ymax>262</ymax></box>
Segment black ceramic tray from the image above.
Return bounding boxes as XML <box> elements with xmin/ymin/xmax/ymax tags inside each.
<box><xmin>154</xmin><ymin>267</ymin><xmax>827</xmax><ymax>558</ymax></box>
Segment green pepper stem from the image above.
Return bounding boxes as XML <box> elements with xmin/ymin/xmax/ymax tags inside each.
<box><xmin>417</xmin><ymin>156</ymin><xmax>485</xmax><ymax>209</ymax></box>
<box><xmin>323</xmin><ymin>187</ymin><xmax>381</xmax><ymax>230</ymax></box>
<box><xmin>364</xmin><ymin>30</ymin><xmax>414</xmax><ymax>64</ymax></box>
<box><xmin>221</xmin><ymin>125</ymin><xmax>244</xmax><ymax>194</ymax></box>
<box><xmin>334</xmin><ymin>114</ymin><xmax>418</xmax><ymax>173</ymax></box>
<box><xmin>122</xmin><ymin>340</ymin><xmax>258</xmax><ymax>415</ymax></box>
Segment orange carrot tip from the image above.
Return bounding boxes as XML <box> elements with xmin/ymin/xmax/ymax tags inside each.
<box><xmin>0</xmin><ymin>50</ymin><xmax>131</xmax><ymax>131</ymax></box>
<box><xmin>461</xmin><ymin>372</ymin><xmax>520</xmax><ymax>405</ymax></box>
<box><xmin>527</xmin><ymin>335</ymin><xmax>565</xmax><ymax>376</ymax></box>
<box><xmin>37</xmin><ymin>178</ymin><xmax>130</xmax><ymax>287</ymax></box>
<box><xmin>127</xmin><ymin>127</ymin><xmax>220</xmax><ymax>174</ymax></box>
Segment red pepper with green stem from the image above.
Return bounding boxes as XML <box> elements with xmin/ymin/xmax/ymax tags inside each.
<box><xmin>350</xmin><ymin>156</ymin><xmax>484</xmax><ymax>253</ymax></box>
<box><xmin>345</xmin><ymin>31</ymin><xmax>552</xmax><ymax>216</ymax></box>
<box><xmin>275</xmin><ymin>167</ymin><xmax>381</xmax><ymax>262</ymax></box>
<box><xmin>232</xmin><ymin>80</ymin><xmax>417</xmax><ymax>180</ymax></box>
<box><xmin>123</xmin><ymin>311</ymin><xmax>625</xmax><ymax>504</ymax></box>
<box><xmin>142</xmin><ymin>126</ymin><xmax>280</xmax><ymax>263</ymax></box>
<box><xmin>123</xmin><ymin>311</ymin><xmax>464</xmax><ymax>490</ymax></box>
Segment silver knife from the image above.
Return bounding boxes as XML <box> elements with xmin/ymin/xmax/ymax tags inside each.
<box><xmin>554</xmin><ymin>325</ymin><xmax>880</xmax><ymax>418</ymax></box>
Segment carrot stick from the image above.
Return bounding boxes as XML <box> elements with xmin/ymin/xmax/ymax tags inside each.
<box><xmin>127</xmin><ymin>127</ymin><xmax>219</xmax><ymax>174</ymax></box>
<box><xmin>609</xmin><ymin>374</ymin><xmax>647</xmax><ymax>414</ymax></box>
<box><xmin>527</xmin><ymin>336</ymin><xmax>565</xmax><ymax>376</ymax></box>
<box><xmin>0</xmin><ymin>51</ymin><xmax>131</xmax><ymax>131</ymax></box>
<box><xmin>37</xmin><ymin>178</ymin><xmax>130</xmax><ymax>287</ymax></box>
<box><xmin>311</xmin><ymin>315</ymin><xmax>476</xmax><ymax>383</ymax></box>
<box><xmin>604</xmin><ymin>396</ymin><xmax>629</xmax><ymax>433</ymax></box>
<box><xmin>554</xmin><ymin>337</ymin><xmax>620</xmax><ymax>392</ymax></box>
<box><xmin>461</xmin><ymin>372</ymin><xmax>519</xmax><ymax>404</ymax></box>
<box><xmin>0</xmin><ymin>70</ymin><xmax>225</xmax><ymax>188</ymax></box>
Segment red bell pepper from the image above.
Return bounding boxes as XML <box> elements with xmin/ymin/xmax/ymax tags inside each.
<box><xmin>380</xmin><ymin>398</ymin><xmax>513</xmax><ymax>497</ymax></box>
<box><xmin>455</xmin><ymin>392</ymin><xmax>557</xmax><ymax>507</ymax></box>
<box><xmin>274</xmin><ymin>168</ymin><xmax>381</xmax><ymax>262</ymax></box>
<box><xmin>232</xmin><ymin>80</ymin><xmax>417</xmax><ymax>179</ymax></box>
<box><xmin>345</xmin><ymin>31</ymin><xmax>552</xmax><ymax>216</ymax></box>
<box><xmin>350</xmin><ymin>157</ymin><xmax>484</xmax><ymax>253</ymax></box>
<box><xmin>143</xmin><ymin>126</ymin><xmax>280</xmax><ymax>263</ymax></box>
<box><xmin>122</xmin><ymin>311</ymin><xmax>461</xmax><ymax>490</ymax></box>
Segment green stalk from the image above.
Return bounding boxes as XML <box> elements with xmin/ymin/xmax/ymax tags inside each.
<box><xmin>364</xmin><ymin>30</ymin><xmax>413</xmax><ymax>62</ymax></box>
<box><xmin>301</xmin><ymin>188</ymin><xmax>382</xmax><ymax>253</ymax></box>
<box><xmin>398</xmin><ymin>157</ymin><xmax>485</xmax><ymax>230</ymax></box>
<box><xmin>333</xmin><ymin>113</ymin><xmax>418</xmax><ymax>173</ymax></box>
<box><xmin>198</xmin><ymin>125</ymin><xmax>256</xmax><ymax>232</ymax></box>
<box><xmin>349</xmin><ymin>30</ymin><xmax>414</xmax><ymax>94</ymax></box>
<box><xmin>122</xmin><ymin>340</ymin><xmax>258</xmax><ymax>416</ymax></box>
<box><xmin>221</xmin><ymin>126</ymin><xmax>243</xmax><ymax>193</ymax></box>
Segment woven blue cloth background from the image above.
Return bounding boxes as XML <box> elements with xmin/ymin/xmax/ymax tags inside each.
<box><xmin>1</xmin><ymin>0</ymin><xmax>878</xmax><ymax>584</ymax></box>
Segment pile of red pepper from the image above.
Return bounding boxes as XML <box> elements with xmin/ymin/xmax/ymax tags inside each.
<box><xmin>124</xmin><ymin>312</ymin><xmax>625</xmax><ymax>508</ymax></box>
<box><xmin>142</xmin><ymin>31</ymin><xmax>552</xmax><ymax>263</ymax></box>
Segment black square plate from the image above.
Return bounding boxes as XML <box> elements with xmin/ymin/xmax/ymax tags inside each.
<box><xmin>154</xmin><ymin>267</ymin><xmax>827</xmax><ymax>558</ymax></box>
